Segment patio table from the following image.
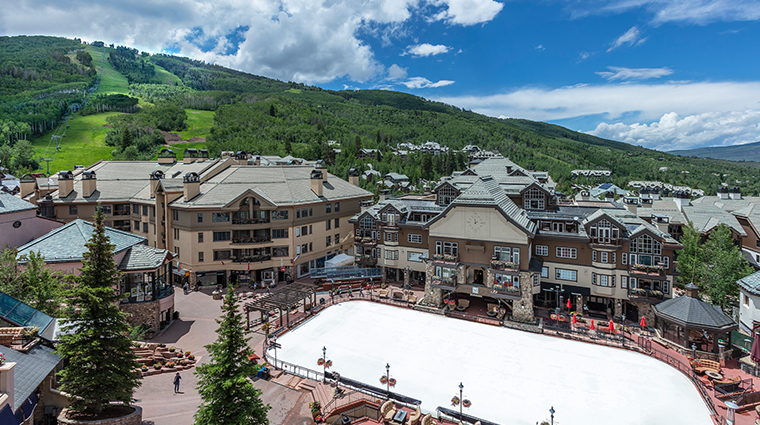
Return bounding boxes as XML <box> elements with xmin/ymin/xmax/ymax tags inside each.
<box><xmin>392</xmin><ymin>409</ymin><xmax>407</xmax><ymax>424</ymax></box>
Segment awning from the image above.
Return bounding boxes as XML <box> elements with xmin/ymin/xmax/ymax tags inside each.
<box><xmin>172</xmin><ymin>268</ymin><xmax>189</xmax><ymax>276</ymax></box>
<box><xmin>248</xmin><ymin>353</ymin><xmax>260</xmax><ymax>361</ymax></box>
<box><xmin>540</xmin><ymin>282</ymin><xmax>590</xmax><ymax>297</ymax></box>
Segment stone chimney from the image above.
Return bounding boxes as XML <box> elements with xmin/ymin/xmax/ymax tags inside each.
<box><xmin>82</xmin><ymin>170</ymin><xmax>97</xmax><ymax>198</ymax></box>
<box><xmin>685</xmin><ymin>282</ymin><xmax>699</xmax><ymax>298</ymax></box>
<box><xmin>157</xmin><ymin>148</ymin><xmax>176</xmax><ymax>164</ymax></box>
<box><xmin>58</xmin><ymin>170</ymin><xmax>74</xmax><ymax>198</ymax></box>
<box><xmin>150</xmin><ymin>170</ymin><xmax>164</xmax><ymax>198</ymax></box>
<box><xmin>310</xmin><ymin>161</ymin><xmax>327</xmax><ymax>197</ymax></box>
<box><xmin>348</xmin><ymin>168</ymin><xmax>360</xmax><ymax>187</ymax></box>
<box><xmin>19</xmin><ymin>174</ymin><xmax>35</xmax><ymax>198</ymax></box>
<box><xmin>652</xmin><ymin>214</ymin><xmax>670</xmax><ymax>234</ymax></box>
<box><xmin>717</xmin><ymin>186</ymin><xmax>729</xmax><ymax>200</ymax></box>
<box><xmin>729</xmin><ymin>186</ymin><xmax>742</xmax><ymax>200</ymax></box>
<box><xmin>233</xmin><ymin>151</ymin><xmax>248</xmax><ymax>166</ymax></box>
<box><xmin>623</xmin><ymin>196</ymin><xmax>638</xmax><ymax>215</ymax></box>
<box><xmin>379</xmin><ymin>189</ymin><xmax>391</xmax><ymax>201</ymax></box>
<box><xmin>673</xmin><ymin>190</ymin><xmax>691</xmax><ymax>211</ymax></box>
<box><xmin>183</xmin><ymin>148</ymin><xmax>197</xmax><ymax>164</ymax></box>
<box><xmin>580</xmin><ymin>190</ymin><xmax>590</xmax><ymax>201</ymax></box>
<box><xmin>183</xmin><ymin>172</ymin><xmax>200</xmax><ymax>201</ymax></box>
<box><xmin>604</xmin><ymin>191</ymin><xmax>615</xmax><ymax>203</ymax></box>
<box><xmin>641</xmin><ymin>195</ymin><xmax>653</xmax><ymax>209</ymax></box>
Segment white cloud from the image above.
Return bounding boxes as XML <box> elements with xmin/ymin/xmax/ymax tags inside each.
<box><xmin>572</xmin><ymin>0</ymin><xmax>760</xmax><ymax>25</ymax></box>
<box><xmin>402</xmin><ymin>77</ymin><xmax>455</xmax><ymax>88</ymax></box>
<box><xmin>387</xmin><ymin>64</ymin><xmax>408</xmax><ymax>80</ymax></box>
<box><xmin>607</xmin><ymin>26</ymin><xmax>645</xmax><ymax>52</ymax></box>
<box><xmin>0</xmin><ymin>0</ymin><xmax>502</xmax><ymax>84</ymax></box>
<box><xmin>588</xmin><ymin>110</ymin><xmax>760</xmax><ymax>150</ymax></box>
<box><xmin>535</xmin><ymin>44</ymin><xmax>545</xmax><ymax>51</ymax></box>
<box><xmin>404</xmin><ymin>43</ymin><xmax>451</xmax><ymax>57</ymax></box>
<box><xmin>596</xmin><ymin>66</ymin><xmax>673</xmax><ymax>81</ymax></box>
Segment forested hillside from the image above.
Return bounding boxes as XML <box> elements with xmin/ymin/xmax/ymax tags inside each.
<box><xmin>3</xmin><ymin>35</ymin><xmax>760</xmax><ymax>198</ymax></box>
<box><xmin>671</xmin><ymin>142</ymin><xmax>760</xmax><ymax>162</ymax></box>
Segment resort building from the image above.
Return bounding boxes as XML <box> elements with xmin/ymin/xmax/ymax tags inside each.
<box><xmin>43</xmin><ymin>156</ymin><xmax>373</xmax><ymax>289</ymax></box>
<box><xmin>0</xmin><ymin>193</ymin><xmax>61</xmax><ymax>249</ymax></box>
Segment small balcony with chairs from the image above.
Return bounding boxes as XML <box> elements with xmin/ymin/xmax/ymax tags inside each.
<box><xmin>431</xmin><ymin>253</ymin><xmax>459</xmax><ymax>267</ymax></box>
<box><xmin>629</xmin><ymin>263</ymin><xmax>667</xmax><ymax>277</ymax></box>
<box><xmin>354</xmin><ymin>236</ymin><xmax>378</xmax><ymax>247</ymax></box>
<box><xmin>355</xmin><ymin>254</ymin><xmax>378</xmax><ymax>266</ymax></box>
<box><xmin>232</xmin><ymin>229</ymin><xmax>271</xmax><ymax>244</ymax></box>
<box><xmin>431</xmin><ymin>275</ymin><xmax>457</xmax><ymax>291</ymax></box>
<box><xmin>489</xmin><ymin>257</ymin><xmax>519</xmax><ymax>275</ymax></box>
<box><xmin>628</xmin><ymin>279</ymin><xmax>669</xmax><ymax>303</ymax></box>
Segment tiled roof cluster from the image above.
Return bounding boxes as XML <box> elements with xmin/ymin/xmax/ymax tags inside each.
<box><xmin>0</xmin><ymin>193</ymin><xmax>36</xmax><ymax>215</ymax></box>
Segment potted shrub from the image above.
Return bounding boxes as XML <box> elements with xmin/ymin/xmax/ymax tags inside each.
<box><xmin>141</xmin><ymin>365</ymin><xmax>148</xmax><ymax>372</ymax></box>
<box><xmin>153</xmin><ymin>363</ymin><xmax>162</xmax><ymax>370</ymax></box>
<box><xmin>169</xmin><ymin>347</ymin><xmax>176</xmax><ymax>352</ymax></box>
<box><xmin>166</xmin><ymin>361</ymin><xmax>176</xmax><ymax>368</ymax></box>
<box><xmin>309</xmin><ymin>401</ymin><xmax>322</xmax><ymax>420</ymax></box>
<box><xmin>188</xmin><ymin>354</ymin><xmax>196</xmax><ymax>361</ymax></box>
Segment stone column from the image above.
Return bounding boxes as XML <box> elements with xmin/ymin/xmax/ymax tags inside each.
<box><xmin>456</xmin><ymin>265</ymin><xmax>466</xmax><ymax>287</ymax></box>
<box><xmin>575</xmin><ymin>294</ymin><xmax>583</xmax><ymax>315</ymax></box>
<box><xmin>422</xmin><ymin>261</ymin><xmax>443</xmax><ymax>306</ymax></box>
<box><xmin>512</xmin><ymin>271</ymin><xmax>535</xmax><ymax>322</ymax></box>
<box><xmin>485</xmin><ymin>269</ymin><xmax>496</xmax><ymax>289</ymax></box>
<box><xmin>614</xmin><ymin>299</ymin><xmax>623</xmax><ymax>318</ymax></box>
<box><xmin>404</xmin><ymin>268</ymin><xmax>410</xmax><ymax>288</ymax></box>
<box><xmin>382</xmin><ymin>266</ymin><xmax>387</xmax><ymax>284</ymax></box>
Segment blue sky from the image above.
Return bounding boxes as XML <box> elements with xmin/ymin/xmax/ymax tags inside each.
<box><xmin>3</xmin><ymin>0</ymin><xmax>760</xmax><ymax>151</ymax></box>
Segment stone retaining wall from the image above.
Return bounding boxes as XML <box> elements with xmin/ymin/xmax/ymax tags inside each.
<box><xmin>58</xmin><ymin>406</ymin><xmax>142</xmax><ymax>425</ymax></box>
<box><xmin>120</xmin><ymin>302</ymin><xmax>160</xmax><ymax>335</ymax></box>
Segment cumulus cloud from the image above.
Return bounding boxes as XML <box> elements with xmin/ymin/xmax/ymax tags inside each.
<box><xmin>387</xmin><ymin>64</ymin><xmax>408</xmax><ymax>80</ymax></box>
<box><xmin>0</xmin><ymin>0</ymin><xmax>502</xmax><ymax>84</ymax></box>
<box><xmin>607</xmin><ymin>26</ymin><xmax>646</xmax><ymax>52</ymax></box>
<box><xmin>535</xmin><ymin>44</ymin><xmax>545</xmax><ymax>51</ymax></box>
<box><xmin>402</xmin><ymin>77</ymin><xmax>455</xmax><ymax>88</ymax></box>
<box><xmin>571</xmin><ymin>0</ymin><xmax>760</xmax><ymax>25</ymax></box>
<box><xmin>404</xmin><ymin>43</ymin><xmax>451</xmax><ymax>57</ymax></box>
<box><xmin>588</xmin><ymin>110</ymin><xmax>760</xmax><ymax>150</ymax></box>
<box><xmin>596</xmin><ymin>66</ymin><xmax>673</xmax><ymax>81</ymax></box>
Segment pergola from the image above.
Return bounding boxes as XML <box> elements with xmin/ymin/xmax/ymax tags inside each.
<box><xmin>245</xmin><ymin>283</ymin><xmax>317</xmax><ymax>330</ymax></box>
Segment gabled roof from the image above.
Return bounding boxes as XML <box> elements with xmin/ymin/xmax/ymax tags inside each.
<box><xmin>738</xmin><ymin>270</ymin><xmax>760</xmax><ymax>296</ymax></box>
<box><xmin>0</xmin><ymin>193</ymin><xmax>36</xmax><ymax>215</ymax></box>
<box><xmin>17</xmin><ymin>219</ymin><xmax>147</xmax><ymax>264</ymax></box>
<box><xmin>4</xmin><ymin>344</ymin><xmax>60</xmax><ymax>412</ymax></box>
<box><xmin>653</xmin><ymin>294</ymin><xmax>736</xmax><ymax>331</ymax></box>
<box><xmin>681</xmin><ymin>204</ymin><xmax>746</xmax><ymax>237</ymax></box>
<box><xmin>118</xmin><ymin>245</ymin><xmax>175</xmax><ymax>272</ymax></box>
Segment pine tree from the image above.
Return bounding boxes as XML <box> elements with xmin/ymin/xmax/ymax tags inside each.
<box><xmin>194</xmin><ymin>287</ymin><xmax>270</xmax><ymax>425</ymax></box>
<box><xmin>56</xmin><ymin>209</ymin><xmax>140</xmax><ymax>414</ymax></box>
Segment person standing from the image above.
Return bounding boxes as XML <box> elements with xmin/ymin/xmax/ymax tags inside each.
<box><xmin>174</xmin><ymin>372</ymin><xmax>182</xmax><ymax>393</ymax></box>
<box><xmin>183</xmin><ymin>282</ymin><xmax>189</xmax><ymax>295</ymax></box>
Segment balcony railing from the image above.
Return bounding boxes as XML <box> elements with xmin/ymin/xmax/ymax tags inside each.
<box><xmin>354</xmin><ymin>255</ymin><xmax>377</xmax><ymax>266</ymax></box>
<box><xmin>231</xmin><ymin>236</ymin><xmax>272</xmax><ymax>244</ymax></box>
<box><xmin>589</xmin><ymin>237</ymin><xmax>622</xmax><ymax>246</ymax></box>
<box><xmin>490</xmin><ymin>259</ymin><xmax>519</xmax><ymax>272</ymax></box>
<box><xmin>232</xmin><ymin>254</ymin><xmax>272</xmax><ymax>263</ymax></box>
<box><xmin>629</xmin><ymin>264</ymin><xmax>667</xmax><ymax>277</ymax></box>
<box><xmin>628</xmin><ymin>287</ymin><xmax>666</xmax><ymax>301</ymax></box>
<box><xmin>431</xmin><ymin>276</ymin><xmax>457</xmax><ymax>290</ymax></box>
<box><xmin>431</xmin><ymin>253</ymin><xmax>459</xmax><ymax>264</ymax></box>
<box><xmin>113</xmin><ymin>225</ymin><xmax>131</xmax><ymax>232</ymax></box>
<box><xmin>354</xmin><ymin>237</ymin><xmax>378</xmax><ymax>246</ymax></box>
<box><xmin>113</xmin><ymin>210</ymin><xmax>131</xmax><ymax>216</ymax></box>
<box><xmin>232</xmin><ymin>218</ymin><xmax>270</xmax><ymax>225</ymax></box>
<box><xmin>490</xmin><ymin>284</ymin><xmax>521</xmax><ymax>298</ymax></box>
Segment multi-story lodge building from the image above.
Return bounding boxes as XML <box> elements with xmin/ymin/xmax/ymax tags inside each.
<box><xmin>351</xmin><ymin>155</ymin><xmax>682</xmax><ymax>324</ymax></box>
<box><xmin>42</xmin><ymin>153</ymin><xmax>373</xmax><ymax>288</ymax></box>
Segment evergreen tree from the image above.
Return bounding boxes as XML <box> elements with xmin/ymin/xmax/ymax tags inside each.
<box><xmin>702</xmin><ymin>224</ymin><xmax>753</xmax><ymax>312</ymax></box>
<box><xmin>0</xmin><ymin>247</ymin><xmax>21</xmax><ymax>297</ymax></box>
<box><xmin>20</xmin><ymin>251</ymin><xmax>65</xmax><ymax>316</ymax></box>
<box><xmin>56</xmin><ymin>209</ymin><xmax>140</xmax><ymax>414</ymax></box>
<box><xmin>194</xmin><ymin>287</ymin><xmax>270</xmax><ymax>425</ymax></box>
<box><xmin>420</xmin><ymin>154</ymin><xmax>432</xmax><ymax>179</ymax></box>
<box><xmin>676</xmin><ymin>223</ymin><xmax>704</xmax><ymax>289</ymax></box>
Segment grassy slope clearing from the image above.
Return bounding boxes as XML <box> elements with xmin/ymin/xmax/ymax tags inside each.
<box><xmin>176</xmin><ymin>110</ymin><xmax>214</xmax><ymax>140</ymax></box>
<box><xmin>31</xmin><ymin>113</ymin><xmax>119</xmax><ymax>173</ymax></box>
<box><xmin>85</xmin><ymin>45</ymin><xmax>129</xmax><ymax>94</ymax></box>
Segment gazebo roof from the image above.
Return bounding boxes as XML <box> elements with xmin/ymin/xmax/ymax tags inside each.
<box><xmin>653</xmin><ymin>285</ymin><xmax>736</xmax><ymax>332</ymax></box>
<box><xmin>245</xmin><ymin>283</ymin><xmax>316</xmax><ymax>313</ymax></box>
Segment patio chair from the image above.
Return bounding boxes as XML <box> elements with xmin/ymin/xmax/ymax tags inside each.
<box><xmin>487</xmin><ymin>303</ymin><xmax>498</xmax><ymax>317</ymax></box>
<box><xmin>380</xmin><ymin>400</ymin><xmax>396</xmax><ymax>422</ymax></box>
<box><xmin>420</xmin><ymin>414</ymin><xmax>434</xmax><ymax>425</ymax></box>
<box><xmin>456</xmin><ymin>299</ymin><xmax>470</xmax><ymax>311</ymax></box>
<box><xmin>408</xmin><ymin>406</ymin><xmax>422</xmax><ymax>425</ymax></box>
<box><xmin>713</xmin><ymin>375</ymin><xmax>741</xmax><ymax>386</ymax></box>
<box><xmin>408</xmin><ymin>293</ymin><xmax>418</xmax><ymax>304</ymax></box>
<box><xmin>379</xmin><ymin>289</ymin><xmax>389</xmax><ymax>298</ymax></box>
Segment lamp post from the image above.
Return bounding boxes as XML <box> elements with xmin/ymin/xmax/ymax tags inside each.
<box><xmin>549</xmin><ymin>406</ymin><xmax>555</xmax><ymax>425</ymax></box>
<box><xmin>322</xmin><ymin>346</ymin><xmax>327</xmax><ymax>383</ymax></box>
<box><xmin>725</xmin><ymin>400</ymin><xmax>738</xmax><ymax>425</ymax></box>
<box><xmin>386</xmin><ymin>363</ymin><xmax>391</xmax><ymax>399</ymax></box>
<box><xmin>459</xmin><ymin>382</ymin><xmax>464</xmax><ymax>420</ymax></box>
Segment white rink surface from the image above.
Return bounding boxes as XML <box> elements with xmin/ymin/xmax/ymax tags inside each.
<box><xmin>275</xmin><ymin>301</ymin><xmax>712</xmax><ymax>425</ymax></box>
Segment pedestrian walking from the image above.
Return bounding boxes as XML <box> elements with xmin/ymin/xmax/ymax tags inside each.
<box><xmin>173</xmin><ymin>372</ymin><xmax>182</xmax><ymax>393</ymax></box>
<box><xmin>266</xmin><ymin>286</ymin><xmax>271</xmax><ymax>294</ymax></box>
<box><xmin>359</xmin><ymin>285</ymin><xmax>364</xmax><ymax>296</ymax></box>
<box><xmin>183</xmin><ymin>282</ymin><xmax>189</xmax><ymax>295</ymax></box>
<box><xmin>348</xmin><ymin>287</ymin><xmax>353</xmax><ymax>297</ymax></box>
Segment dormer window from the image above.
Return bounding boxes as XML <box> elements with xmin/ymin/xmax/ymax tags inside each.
<box><xmin>438</xmin><ymin>185</ymin><xmax>456</xmax><ymax>206</ymax></box>
<box><xmin>589</xmin><ymin>219</ymin><xmax>619</xmax><ymax>243</ymax></box>
<box><xmin>524</xmin><ymin>188</ymin><xmax>545</xmax><ymax>210</ymax></box>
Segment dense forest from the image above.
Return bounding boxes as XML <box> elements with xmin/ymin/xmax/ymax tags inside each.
<box><xmin>3</xmin><ymin>35</ymin><xmax>760</xmax><ymax>198</ymax></box>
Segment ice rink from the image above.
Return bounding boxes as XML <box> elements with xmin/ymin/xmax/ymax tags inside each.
<box><xmin>275</xmin><ymin>301</ymin><xmax>712</xmax><ymax>425</ymax></box>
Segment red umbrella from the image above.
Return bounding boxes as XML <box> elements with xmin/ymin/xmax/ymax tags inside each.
<box><xmin>566</xmin><ymin>298</ymin><xmax>572</xmax><ymax>309</ymax></box>
<box><xmin>751</xmin><ymin>333</ymin><xmax>760</xmax><ymax>364</ymax></box>
<box><xmin>572</xmin><ymin>313</ymin><xmax>577</xmax><ymax>325</ymax></box>
<box><xmin>608</xmin><ymin>320</ymin><xmax>615</xmax><ymax>332</ymax></box>
<box><xmin>590</xmin><ymin>320</ymin><xmax>595</xmax><ymax>330</ymax></box>
<box><xmin>640</xmin><ymin>316</ymin><xmax>646</xmax><ymax>327</ymax></box>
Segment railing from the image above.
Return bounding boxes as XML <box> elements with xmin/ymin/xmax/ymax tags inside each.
<box><xmin>113</xmin><ymin>210</ymin><xmax>131</xmax><ymax>216</ymax></box>
<box><xmin>489</xmin><ymin>285</ymin><xmax>521</xmax><ymax>298</ymax></box>
<box><xmin>542</xmin><ymin>323</ymin><xmax>630</xmax><ymax>349</ymax></box>
<box><xmin>327</xmin><ymin>401</ymin><xmax>381</xmax><ymax>424</ymax></box>
<box><xmin>489</xmin><ymin>260</ymin><xmax>518</xmax><ymax>272</ymax></box>
<box><xmin>232</xmin><ymin>255</ymin><xmax>271</xmax><ymax>263</ymax></box>
<box><xmin>232</xmin><ymin>236</ymin><xmax>272</xmax><ymax>244</ymax></box>
<box><xmin>430</xmin><ymin>277</ymin><xmax>457</xmax><ymax>290</ymax></box>
<box><xmin>431</xmin><ymin>253</ymin><xmax>458</xmax><ymax>264</ymax></box>
<box><xmin>311</xmin><ymin>266</ymin><xmax>383</xmax><ymax>280</ymax></box>
<box><xmin>113</xmin><ymin>224</ymin><xmax>131</xmax><ymax>231</ymax></box>
<box><xmin>628</xmin><ymin>287</ymin><xmax>665</xmax><ymax>301</ymax></box>
<box><xmin>589</xmin><ymin>237</ymin><xmax>622</xmax><ymax>246</ymax></box>
<box><xmin>232</xmin><ymin>217</ymin><xmax>270</xmax><ymax>225</ymax></box>
<box><xmin>354</xmin><ymin>238</ymin><xmax>378</xmax><ymax>246</ymax></box>
<box><xmin>355</xmin><ymin>256</ymin><xmax>377</xmax><ymax>266</ymax></box>
<box><xmin>629</xmin><ymin>264</ymin><xmax>667</xmax><ymax>277</ymax></box>
<box><xmin>266</xmin><ymin>357</ymin><xmax>325</xmax><ymax>382</ymax></box>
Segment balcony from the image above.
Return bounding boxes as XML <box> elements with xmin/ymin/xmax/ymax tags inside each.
<box><xmin>113</xmin><ymin>210</ymin><xmax>131</xmax><ymax>216</ymax></box>
<box><xmin>232</xmin><ymin>218</ymin><xmax>270</xmax><ymax>225</ymax></box>
<box><xmin>232</xmin><ymin>254</ymin><xmax>271</xmax><ymax>263</ymax></box>
<box><xmin>354</xmin><ymin>237</ymin><xmax>378</xmax><ymax>247</ymax></box>
<box><xmin>489</xmin><ymin>259</ymin><xmax>519</xmax><ymax>273</ymax></box>
<box><xmin>431</xmin><ymin>253</ymin><xmax>459</xmax><ymax>266</ymax></box>
<box><xmin>628</xmin><ymin>287</ymin><xmax>666</xmax><ymax>303</ymax></box>
<box><xmin>490</xmin><ymin>283</ymin><xmax>521</xmax><ymax>300</ymax></box>
<box><xmin>589</xmin><ymin>237</ymin><xmax>622</xmax><ymax>248</ymax></box>
<box><xmin>113</xmin><ymin>224</ymin><xmax>131</xmax><ymax>232</ymax></box>
<box><xmin>355</xmin><ymin>255</ymin><xmax>377</xmax><ymax>266</ymax></box>
<box><xmin>629</xmin><ymin>264</ymin><xmax>667</xmax><ymax>277</ymax></box>
<box><xmin>232</xmin><ymin>236</ymin><xmax>272</xmax><ymax>244</ymax></box>
<box><xmin>431</xmin><ymin>276</ymin><xmax>457</xmax><ymax>291</ymax></box>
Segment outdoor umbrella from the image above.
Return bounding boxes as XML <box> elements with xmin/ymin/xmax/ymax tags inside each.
<box><xmin>751</xmin><ymin>332</ymin><xmax>760</xmax><ymax>364</ymax></box>
<box><xmin>590</xmin><ymin>320</ymin><xmax>595</xmax><ymax>330</ymax></box>
<box><xmin>608</xmin><ymin>320</ymin><xmax>615</xmax><ymax>332</ymax></box>
<box><xmin>640</xmin><ymin>316</ymin><xmax>646</xmax><ymax>328</ymax></box>
<box><xmin>566</xmin><ymin>298</ymin><xmax>572</xmax><ymax>309</ymax></box>
<box><xmin>572</xmin><ymin>313</ymin><xmax>577</xmax><ymax>325</ymax></box>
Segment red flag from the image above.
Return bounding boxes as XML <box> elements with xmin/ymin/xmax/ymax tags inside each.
<box><xmin>221</xmin><ymin>260</ymin><xmax>224</xmax><ymax>265</ymax></box>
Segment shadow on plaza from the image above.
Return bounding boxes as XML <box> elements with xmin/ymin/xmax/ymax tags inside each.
<box><xmin>151</xmin><ymin>319</ymin><xmax>195</xmax><ymax>344</ymax></box>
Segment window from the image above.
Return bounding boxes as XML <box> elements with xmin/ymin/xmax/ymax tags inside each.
<box><xmin>334</xmin><ymin>218</ymin><xmax>340</xmax><ymax>228</ymax></box>
<box><xmin>198</xmin><ymin>252</ymin><xmax>204</xmax><ymax>262</ymax></box>
<box><xmin>296</xmin><ymin>227</ymin><xmax>301</xmax><ymax>237</ymax></box>
<box><xmin>335</xmin><ymin>202</ymin><xmax>340</xmax><ymax>212</ymax></box>
<box><xmin>435</xmin><ymin>241</ymin><xmax>458</xmax><ymax>256</ymax></box>
<box><xmin>272</xmin><ymin>229</ymin><xmax>288</xmax><ymax>239</ymax></box>
<box><xmin>211</xmin><ymin>212</ymin><xmax>229</xmax><ymax>222</ymax></box>
<box><xmin>296</xmin><ymin>209</ymin><xmax>300</xmax><ymax>219</ymax></box>
<box><xmin>273</xmin><ymin>247</ymin><xmax>289</xmax><ymax>257</ymax></box>
<box><xmin>309</xmin><ymin>208</ymin><xmax>313</xmax><ymax>217</ymax></box>
<box><xmin>302</xmin><ymin>226</ymin><xmax>308</xmax><ymax>236</ymax></box>
<box><xmin>272</xmin><ymin>210</ymin><xmax>289</xmax><ymax>220</ymax></box>
<box><xmin>494</xmin><ymin>246</ymin><xmax>519</xmax><ymax>263</ymax></box>
<box><xmin>175</xmin><ymin>246</ymin><xmax>180</xmax><ymax>258</ymax></box>
<box><xmin>536</xmin><ymin>245</ymin><xmax>548</xmax><ymax>256</ymax></box>
<box><xmin>592</xmin><ymin>274</ymin><xmax>615</xmax><ymax>287</ymax></box>
<box><xmin>662</xmin><ymin>256</ymin><xmax>670</xmax><ymax>268</ymax></box>
<box><xmin>134</xmin><ymin>220</ymin><xmax>140</xmax><ymax>230</ymax></box>
<box><xmin>541</xmin><ymin>267</ymin><xmax>549</xmax><ymax>278</ymax></box>
<box><xmin>524</xmin><ymin>187</ymin><xmax>545</xmax><ymax>210</ymax></box>
<box><xmin>663</xmin><ymin>282</ymin><xmax>670</xmax><ymax>294</ymax></box>
<box><xmin>385</xmin><ymin>250</ymin><xmax>399</xmax><ymax>260</ymax></box>
<box><xmin>213</xmin><ymin>231</ymin><xmax>231</xmax><ymax>241</ymax></box>
<box><xmin>302</xmin><ymin>209</ymin><xmax>308</xmax><ymax>218</ymax></box>
<box><xmin>600</xmin><ymin>252</ymin><xmax>608</xmax><ymax>263</ymax></box>
<box><xmin>408</xmin><ymin>234</ymin><xmax>423</xmax><ymax>244</ymax></box>
<box><xmin>296</xmin><ymin>245</ymin><xmax>301</xmax><ymax>255</ymax></box>
<box><xmin>622</xmin><ymin>253</ymin><xmax>628</xmax><ymax>265</ymax></box>
<box><xmin>335</xmin><ymin>233</ymin><xmax>340</xmax><ymax>245</ymax></box>
<box><xmin>385</xmin><ymin>232</ymin><xmax>398</xmax><ymax>242</ymax></box>
<box><xmin>142</xmin><ymin>205</ymin><xmax>148</xmax><ymax>216</ymax></box>
<box><xmin>99</xmin><ymin>205</ymin><xmax>112</xmax><ymax>215</ymax></box>
<box><xmin>309</xmin><ymin>242</ymin><xmax>313</xmax><ymax>251</ymax></box>
<box><xmin>612</xmin><ymin>252</ymin><xmax>617</xmax><ymax>264</ymax></box>
<box><xmin>555</xmin><ymin>269</ymin><xmax>577</xmax><ymax>281</ymax></box>
<box><xmin>589</xmin><ymin>219</ymin><xmax>620</xmax><ymax>243</ymax></box>
<box><xmin>173</xmin><ymin>228</ymin><xmax>179</xmax><ymax>240</ymax></box>
<box><xmin>198</xmin><ymin>232</ymin><xmax>204</xmax><ymax>243</ymax></box>
<box><xmin>621</xmin><ymin>276</ymin><xmax>628</xmax><ymax>289</ymax></box>
<box><xmin>437</xmin><ymin>185</ymin><xmax>457</xmax><ymax>206</ymax></box>
<box><xmin>151</xmin><ymin>206</ymin><xmax>155</xmax><ymax>217</ymax></box>
<box><xmin>172</xmin><ymin>209</ymin><xmax>178</xmax><ymax>220</ymax></box>
<box><xmin>132</xmin><ymin>204</ymin><xmax>139</xmax><ymax>214</ymax></box>
<box><xmin>143</xmin><ymin>223</ymin><xmax>148</xmax><ymax>233</ymax></box>
<box><xmin>326</xmin><ymin>220</ymin><xmax>331</xmax><ymax>230</ymax></box>
<box><xmin>326</xmin><ymin>203</ymin><xmax>332</xmax><ymax>214</ymax></box>
<box><xmin>326</xmin><ymin>236</ymin><xmax>331</xmax><ymax>246</ymax></box>
<box><xmin>592</xmin><ymin>251</ymin><xmax>597</xmax><ymax>262</ymax></box>
<box><xmin>408</xmin><ymin>251</ymin><xmax>423</xmax><ymax>262</ymax></box>
<box><xmin>213</xmin><ymin>250</ymin><xmax>231</xmax><ymax>261</ymax></box>
<box><xmin>630</xmin><ymin>234</ymin><xmax>661</xmax><ymax>255</ymax></box>
<box><xmin>744</xmin><ymin>294</ymin><xmax>750</xmax><ymax>307</ymax></box>
<box><xmin>556</xmin><ymin>247</ymin><xmax>577</xmax><ymax>259</ymax></box>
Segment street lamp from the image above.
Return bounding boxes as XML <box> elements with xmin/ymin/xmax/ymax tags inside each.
<box><xmin>459</xmin><ymin>382</ymin><xmax>464</xmax><ymax>420</ymax></box>
<box><xmin>549</xmin><ymin>406</ymin><xmax>555</xmax><ymax>425</ymax></box>
<box><xmin>386</xmin><ymin>364</ymin><xmax>391</xmax><ymax>398</ymax></box>
<box><xmin>322</xmin><ymin>347</ymin><xmax>327</xmax><ymax>383</ymax></box>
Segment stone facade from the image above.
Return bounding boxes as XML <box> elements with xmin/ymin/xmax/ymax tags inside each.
<box><xmin>512</xmin><ymin>272</ymin><xmax>535</xmax><ymax>322</ymax></box>
<box><xmin>120</xmin><ymin>302</ymin><xmax>161</xmax><ymax>335</ymax></box>
<box><xmin>58</xmin><ymin>406</ymin><xmax>142</xmax><ymax>425</ymax></box>
<box><xmin>422</xmin><ymin>261</ymin><xmax>443</xmax><ymax>306</ymax></box>
<box><xmin>631</xmin><ymin>301</ymin><xmax>656</xmax><ymax>327</ymax></box>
